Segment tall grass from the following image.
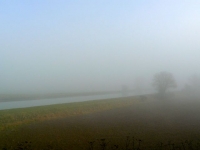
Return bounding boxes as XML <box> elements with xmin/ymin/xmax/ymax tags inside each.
<box><xmin>1</xmin><ymin>137</ymin><xmax>200</xmax><ymax>150</ymax></box>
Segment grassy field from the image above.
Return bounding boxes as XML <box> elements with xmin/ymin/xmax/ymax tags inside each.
<box><xmin>0</xmin><ymin>94</ymin><xmax>200</xmax><ymax>149</ymax></box>
<box><xmin>0</xmin><ymin>96</ymin><xmax>135</xmax><ymax>132</ymax></box>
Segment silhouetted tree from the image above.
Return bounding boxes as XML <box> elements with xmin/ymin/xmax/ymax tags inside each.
<box><xmin>152</xmin><ymin>71</ymin><xmax>176</xmax><ymax>98</ymax></box>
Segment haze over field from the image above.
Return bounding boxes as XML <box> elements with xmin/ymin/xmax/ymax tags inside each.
<box><xmin>1</xmin><ymin>1</ymin><xmax>200</xmax><ymax>94</ymax></box>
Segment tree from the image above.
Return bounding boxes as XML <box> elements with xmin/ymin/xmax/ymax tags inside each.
<box><xmin>152</xmin><ymin>71</ymin><xmax>176</xmax><ymax>98</ymax></box>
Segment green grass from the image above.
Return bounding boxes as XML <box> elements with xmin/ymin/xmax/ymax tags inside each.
<box><xmin>1</xmin><ymin>94</ymin><xmax>200</xmax><ymax>149</ymax></box>
<box><xmin>0</xmin><ymin>96</ymin><xmax>137</xmax><ymax>132</ymax></box>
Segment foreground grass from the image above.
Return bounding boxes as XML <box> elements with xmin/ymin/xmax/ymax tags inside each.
<box><xmin>2</xmin><ymin>136</ymin><xmax>200</xmax><ymax>150</ymax></box>
<box><xmin>0</xmin><ymin>96</ymin><xmax>137</xmax><ymax>132</ymax></box>
<box><xmin>1</xmin><ymin>94</ymin><xmax>200</xmax><ymax>149</ymax></box>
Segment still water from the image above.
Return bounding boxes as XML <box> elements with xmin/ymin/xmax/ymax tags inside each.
<box><xmin>0</xmin><ymin>92</ymin><xmax>152</xmax><ymax>110</ymax></box>
<box><xmin>0</xmin><ymin>93</ymin><xmax>124</xmax><ymax>110</ymax></box>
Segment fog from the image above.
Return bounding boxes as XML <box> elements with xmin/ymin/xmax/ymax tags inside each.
<box><xmin>1</xmin><ymin>1</ymin><xmax>200</xmax><ymax>95</ymax></box>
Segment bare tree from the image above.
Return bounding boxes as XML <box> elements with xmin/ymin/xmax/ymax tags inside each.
<box><xmin>152</xmin><ymin>71</ymin><xmax>176</xmax><ymax>98</ymax></box>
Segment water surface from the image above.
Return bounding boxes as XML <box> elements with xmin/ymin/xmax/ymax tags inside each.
<box><xmin>0</xmin><ymin>91</ymin><xmax>153</xmax><ymax>110</ymax></box>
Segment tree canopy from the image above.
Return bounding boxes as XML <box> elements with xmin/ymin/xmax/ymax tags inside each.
<box><xmin>152</xmin><ymin>71</ymin><xmax>176</xmax><ymax>98</ymax></box>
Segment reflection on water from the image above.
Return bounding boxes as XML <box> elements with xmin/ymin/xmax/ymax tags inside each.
<box><xmin>0</xmin><ymin>92</ymin><xmax>152</xmax><ymax>110</ymax></box>
<box><xmin>0</xmin><ymin>93</ymin><xmax>122</xmax><ymax>110</ymax></box>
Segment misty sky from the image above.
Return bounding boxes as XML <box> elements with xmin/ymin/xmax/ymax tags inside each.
<box><xmin>1</xmin><ymin>1</ymin><xmax>200</xmax><ymax>94</ymax></box>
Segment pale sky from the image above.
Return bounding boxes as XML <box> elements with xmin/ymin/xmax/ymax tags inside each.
<box><xmin>1</xmin><ymin>1</ymin><xmax>200</xmax><ymax>94</ymax></box>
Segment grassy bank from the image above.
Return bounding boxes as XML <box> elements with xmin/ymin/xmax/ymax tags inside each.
<box><xmin>0</xmin><ymin>96</ymin><xmax>138</xmax><ymax>132</ymax></box>
<box><xmin>1</xmin><ymin>94</ymin><xmax>200</xmax><ymax>150</ymax></box>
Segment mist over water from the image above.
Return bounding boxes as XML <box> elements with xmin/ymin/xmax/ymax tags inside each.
<box><xmin>1</xmin><ymin>3</ymin><xmax>200</xmax><ymax>149</ymax></box>
<box><xmin>0</xmin><ymin>1</ymin><xmax>200</xmax><ymax>98</ymax></box>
